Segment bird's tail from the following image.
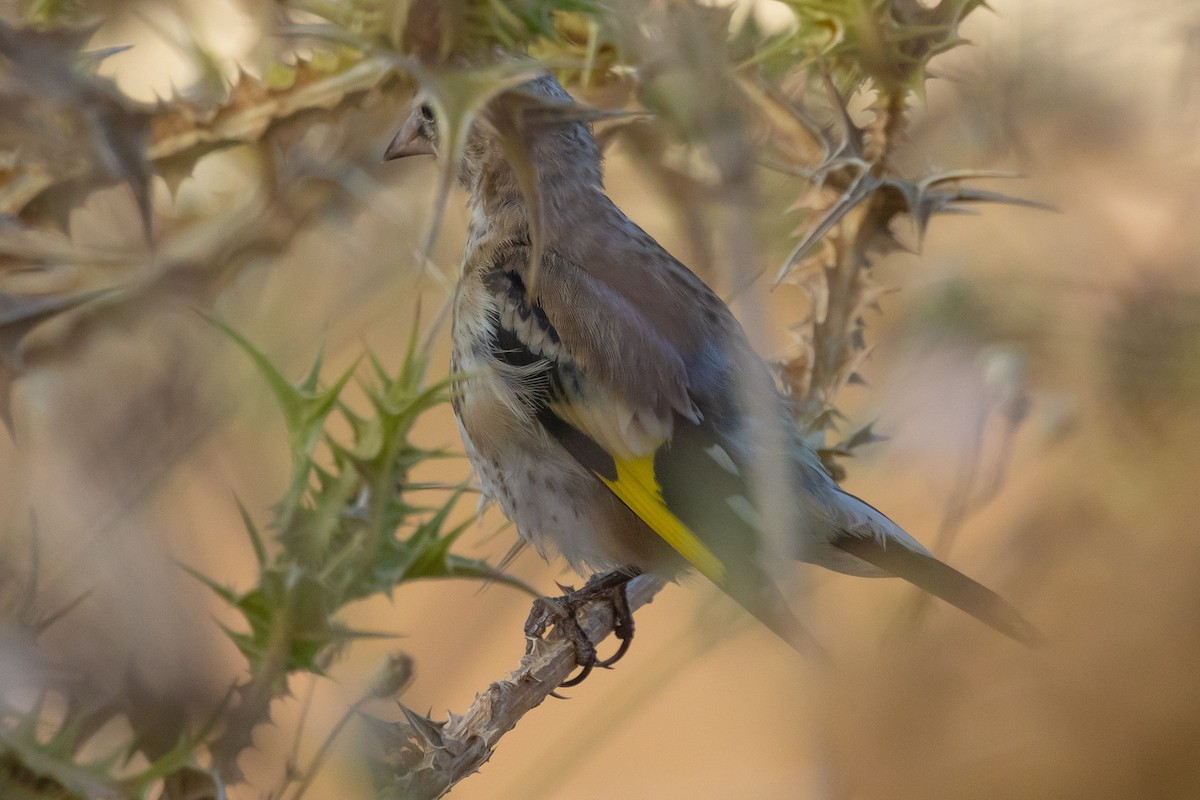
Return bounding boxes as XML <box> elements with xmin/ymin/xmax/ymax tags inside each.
<box><xmin>826</xmin><ymin>491</ymin><xmax>1041</xmax><ymax>646</ymax></box>
<box><xmin>730</xmin><ymin>576</ymin><xmax>832</xmax><ymax>663</ymax></box>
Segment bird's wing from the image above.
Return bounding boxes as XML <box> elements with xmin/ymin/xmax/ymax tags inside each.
<box><xmin>483</xmin><ymin>247</ymin><xmax>816</xmax><ymax>650</ymax></box>
<box><xmin>483</xmin><ymin>248</ymin><xmax>718</xmax><ymax>570</ymax></box>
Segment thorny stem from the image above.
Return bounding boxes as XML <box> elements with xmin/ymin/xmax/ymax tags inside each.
<box><xmin>795</xmin><ymin>87</ymin><xmax>911</xmax><ymax>429</ymax></box>
<box><xmin>868</xmin><ymin>88</ymin><xmax>909</xmax><ymax>169</ymax></box>
<box><xmin>500</xmin><ymin>591</ymin><xmax>744</xmax><ymax>800</ymax></box>
<box><xmin>381</xmin><ymin>575</ymin><xmax>667</xmax><ymax>800</ymax></box>
<box><xmin>279</xmin><ymin>675</ymin><xmax>320</xmax><ymax>795</ymax></box>
<box><xmin>210</xmin><ymin>589</ymin><xmax>298</xmax><ymax>782</ymax></box>
<box><xmin>798</xmin><ymin>192</ymin><xmax>884</xmax><ymax>428</ymax></box>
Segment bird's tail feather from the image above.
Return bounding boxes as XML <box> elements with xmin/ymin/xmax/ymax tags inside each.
<box><xmin>833</xmin><ymin>533</ymin><xmax>1042</xmax><ymax>646</ymax></box>
<box><xmin>727</xmin><ymin>577</ymin><xmax>831</xmax><ymax>664</ymax></box>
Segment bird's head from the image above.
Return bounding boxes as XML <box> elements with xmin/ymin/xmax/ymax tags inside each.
<box><xmin>383</xmin><ymin>72</ymin><xmax>604</xmax><ymax>200</ymax></box>
<box><xmin>383</xmin><ymin>99</ymin><xmax>439</xmax><ymax>161</ymax></box>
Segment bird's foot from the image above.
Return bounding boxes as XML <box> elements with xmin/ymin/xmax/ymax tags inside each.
<box><xmin>524</xmin><ymin>569</ymin><xmax>639</xmax><ymax>688</ymax></box>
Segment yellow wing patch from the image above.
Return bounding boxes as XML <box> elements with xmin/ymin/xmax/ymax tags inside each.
<box><xmin>600</xmin><ymin>455</ymin><xmax>727</xmax><ymax>585</ymax></box>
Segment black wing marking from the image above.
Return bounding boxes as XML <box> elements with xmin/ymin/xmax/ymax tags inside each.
<box><xmin>482</xmin><ymin>265</ymin><xmax>617</xmax><ymax>482</ymax></box>
<box><xmin>656</xmin><ymin>417</ymin><xmax>761</xmax><ymax>574</ymax></box>
<box><xmin>653</xmin><ymin>413</ymin><xmax>817</xmax><ymax>646</ymax></box>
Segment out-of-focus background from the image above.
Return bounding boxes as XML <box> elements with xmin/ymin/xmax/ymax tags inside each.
<box><xmin>2</xmin><ymin>0</ymin><xmax>1199</xmax><ymax>798</ymax></box>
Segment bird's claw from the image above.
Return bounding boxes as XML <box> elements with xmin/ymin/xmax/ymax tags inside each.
<box><xmin>523</xmin><ymin>570</ymin><xmax>638</xmax><ymax>689</ymax></box>
<box><xmin>595</xmin><ymin>583</ymin><xmax>634</xmax><ymax>668</ymax></box>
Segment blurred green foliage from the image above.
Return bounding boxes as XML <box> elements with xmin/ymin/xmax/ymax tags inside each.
<box><xmin>1</xmin><ymin>319</ymin><xmax>533</xmax><ymax>799</ymax></box>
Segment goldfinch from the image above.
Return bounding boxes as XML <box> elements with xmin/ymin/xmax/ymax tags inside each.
<box><xmin>385</xmin><ymin>72</ymin><xmax>1038</xmax><ymax>674</ymax></box>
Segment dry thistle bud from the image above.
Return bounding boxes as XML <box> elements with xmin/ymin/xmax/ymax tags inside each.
<box><xmin>370</xmin><ymin>651</ymin><xmax>415</xmax><ymax>699</ymax></box>
<box><xmin>981</xmin><ymin>346</ymin><xmax>1031</xmax><ymax>423</ymax></box>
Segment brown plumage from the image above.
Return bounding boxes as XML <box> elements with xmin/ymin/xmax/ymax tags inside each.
<box><xmin>385</xmin><ymin>72</ymin><xmax>1039</xmax><ymax>655</ymax></box>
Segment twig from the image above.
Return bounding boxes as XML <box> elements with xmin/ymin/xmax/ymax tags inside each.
<box><xmin>380</xmin><ymin>574</ymin><xmax>667</xmax><ymax>800</ymax></box>
<box><xmin>288</xmin><ymin>695</ymin><xmax>370</xmax><ymax>800</ymax></box>
<box><xmin>897</xmin><ymin>385</ymin><xmax>1028</xmax><ymax>636</ymax></box>
<box><xmin>499</xmin><ymin>588</ymin><xmax>744</xmax><ymax>800</ymax></box>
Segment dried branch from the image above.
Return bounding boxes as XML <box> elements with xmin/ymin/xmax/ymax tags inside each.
<box><xmin>0</xmin><ymin>49</ymin><xmax>404</xmax><ymax>221</ymax></box>
<box><xmin>376</xmin><ymin>575</ymin><xmax>667</xmax><ymax>800</ymax></box>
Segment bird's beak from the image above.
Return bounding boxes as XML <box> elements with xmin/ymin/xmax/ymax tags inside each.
<box><xmin>383</xmin><ymin>108</ymin><xmax>435</xmax><ymax>161</ymax></box>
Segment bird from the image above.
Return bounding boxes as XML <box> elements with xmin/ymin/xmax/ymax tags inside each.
<box><xmin>384</xmin><ymin>70</ymin><xmax>1039</xmax><ymax>680</ymax></box>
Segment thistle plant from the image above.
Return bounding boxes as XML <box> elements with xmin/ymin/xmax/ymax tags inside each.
<box><xmin>0</xmin><ymin>1</ymin><xmax>1039</xmax><ymax>798</ymax></box>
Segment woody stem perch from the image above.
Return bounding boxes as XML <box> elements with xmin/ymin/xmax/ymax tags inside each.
<box><xmin>386</xmin><ymin>574</ymin><xmax>666</xmax><ymax>799</ymax></box>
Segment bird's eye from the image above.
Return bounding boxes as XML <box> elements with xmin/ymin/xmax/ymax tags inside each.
<box><xmin>419</xmin><ymin>103</ymin><xmax>435</xmax><ymax>123</ymax></box>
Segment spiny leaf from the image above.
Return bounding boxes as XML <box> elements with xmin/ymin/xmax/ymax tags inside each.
<box><xmin>76</xmin><ymin>44</ymin><xmax>132</xmax><ymax>71</ymax></box>
<box><xmin>235</xmin><ymin>495</ymin><xmax>268</xmax><ymax>569</ymax></box>
<box><xmin>838</xmin><ymin>420</ymin><xmax>890</xmax><ymax>451</ymax></box>
<box><xmin>775</xmin><ymin>167</ymin><xmax>878</xmax><ymax>286</ymax></box>
<box><xmin>45</xmin><ymin>697</ymin><xmax>123</xmax><ymax>761</ymax></box>
<box><xmin>437</xmin><ymin>555</ymin><xmax>539</xmax><ymax>596</ymax></box>
<box><xmin>0</xmin><ymin>21</ymin><xmax>154</xmax><ymax>238</ymax></box>
<box><xmin>884</xmin><ymin>170</ymin><xmax>1052</xmax><ymax>243</ymax></box>
<box><xmin>0</xmin><ymin>697</ymin><xmax>123</xmax><ymax>798</ymax></box>
<box><xmin>180</xmin><ymin>563</ymin><xmax>241</xmax><ymax>607</ymax></box>
<box><xmin>2</xmin><ymin>45</ymin><xmax>397</xmax><ymax>224</ymax></box>
<box><xmin>397</xmin><ymin>504</ymin><xmax>535</xmax><ymax>594</ymax></box>
<box><xmin>207</xmin><ymin>315</ymin><xmax>357</xmax><ymax>467</ymax></box>
<box><xmin>398</xmin><ymin>704</ymin><xmax>445</xmax><ymax>749</ymax></box>
<box><xmin>299</xmin><ymin>340</ymin><xmax>328</xmax><ymax>395</ymax></box>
